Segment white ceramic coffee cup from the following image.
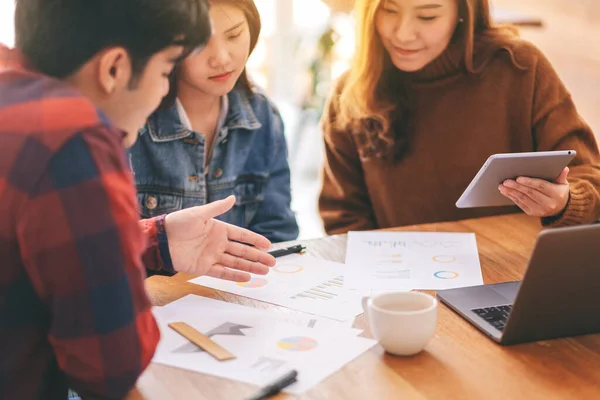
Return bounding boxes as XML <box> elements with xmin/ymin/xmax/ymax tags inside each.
<box><xmin>362</xmin><ymin>291</ymin><xmax>438</xmax><ymax>356</ymax></box>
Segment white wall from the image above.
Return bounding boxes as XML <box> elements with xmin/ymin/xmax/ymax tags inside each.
<box><xmin>0</xmin><ymin>1</ymin><xmax>15</xmax><ymax>46</ymax></box>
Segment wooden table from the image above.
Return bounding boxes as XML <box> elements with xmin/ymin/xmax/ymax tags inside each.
<box><xmin>137</xmin><ymin>213</ymin><xmax>600</xmax><ymax>399</ymax></box>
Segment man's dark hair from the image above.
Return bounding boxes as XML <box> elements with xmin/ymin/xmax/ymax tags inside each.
<box><xmin>15</xmin><ymin>0</ymin><xmax>212</xmax><ymax>85</ymax></box>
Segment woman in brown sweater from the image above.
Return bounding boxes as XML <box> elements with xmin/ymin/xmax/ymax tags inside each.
<box><xmin>319</xmin><ymin>0</ymin><xmax>600</xmax><ymax>234</ymax></box>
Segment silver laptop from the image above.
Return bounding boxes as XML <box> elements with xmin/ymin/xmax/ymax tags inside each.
<box><xmin>437</xmin><ymin>223</ymin><xmax>600</xmax><ymax>345</ymax></box>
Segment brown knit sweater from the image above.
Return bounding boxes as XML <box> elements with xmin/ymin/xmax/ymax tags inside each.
<box><xmin>319</xmin><ymin>38</ymin><xmax>600</xmax><ymax>234</ymax></box>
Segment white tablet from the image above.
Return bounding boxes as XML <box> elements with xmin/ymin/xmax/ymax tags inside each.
<box><xmin>456</xmin><ymin>150</ymin><xmax>576</xmax><ymax>208</ymax></box>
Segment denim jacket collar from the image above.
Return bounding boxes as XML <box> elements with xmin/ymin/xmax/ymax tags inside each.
<box><xmin>146</xmin><ymin>87</ymin><xmax>262</xmax><ymax>142</ymax></box>
<box><xmin>226</xmin><ymin>88</ymin><xmax>262</xmax><ymax>131</ymax></box>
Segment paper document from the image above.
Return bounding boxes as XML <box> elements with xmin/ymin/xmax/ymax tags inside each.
<box><xmin>154</xmin><ymin>295</ymin><xmax>357</xmax><ymax>331</ymax></box>
<box><xmin>344</xmin><ymin>231</ymin><xmax>483</xmax><ymax>291</ymax></box>
<box><xmin>152</xmin><ymin>295</ymin><xmax>376</xmax><ymax>394</ymax></box>
<box><xmin>189</xmin><ymin>254</ymin><xmax>363</xmax><ymax>321</ymax></box>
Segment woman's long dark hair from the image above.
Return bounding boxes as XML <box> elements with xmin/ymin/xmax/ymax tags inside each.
<box><xmin>160</xmin><ymin>0</ymin><xmax>261</xmax><ymax>109</ymax></box>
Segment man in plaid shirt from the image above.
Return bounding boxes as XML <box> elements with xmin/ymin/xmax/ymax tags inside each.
<box><xmin>0</xmin><ymin>1</ymin><xmax>276</xmax><ymax>399</ymax></box>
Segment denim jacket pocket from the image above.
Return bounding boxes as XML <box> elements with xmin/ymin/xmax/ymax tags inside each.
<box><xmin>215</xmin><ymin>175</ymin><xmax>266</xmax><ymax>227</ymax></box>
<box><xmin>234</xmin><ymin>175</ymin><xmax>267</xmax><ymax>205</ymax></box>
<box><xmin>137</xmin><ymin>191</ymin><xmax>183</xmax><ymax>218</ymax></box>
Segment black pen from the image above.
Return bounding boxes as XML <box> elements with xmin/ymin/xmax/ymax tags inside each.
<box><xmin>268</xmin><ymin>244</ymin><xmax>305</xmax><ymax>258</ymax></box>
<box><xmin>246</xmin><ymin>370</ymin><xmax>298</xmax><ymax>400</ymax></box>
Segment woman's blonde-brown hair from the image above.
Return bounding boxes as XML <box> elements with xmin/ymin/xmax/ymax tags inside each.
<box><xmin>336</xmin><ymin>0</ymin><xmax>517</xmax><ymax>160</ymax></box>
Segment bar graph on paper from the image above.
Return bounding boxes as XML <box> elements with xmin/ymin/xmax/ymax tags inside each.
<box><xmin>291</xmin><ymin>276</ymin><xmax>345</xmax><ymax>300</ymax></box>
<box><xmin>189</xmin><ymin>254</ymin><xmax>364</xmax><ymax>321</ymax></box>
<box><xmin>286</xmin><ymin>274</ymin><xmax>363</xmax><ymax>321</ymax></box>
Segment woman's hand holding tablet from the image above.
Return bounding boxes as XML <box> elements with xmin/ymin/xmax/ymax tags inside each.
<box><xmin>456</xmin><ymin>150</ymin><xmax>576</xmax><ymax>215</ymax></box>
<box><xmin>499</xmin><ymin>167</ymin><xmax>570</xmax><ymax>217</ymax></box>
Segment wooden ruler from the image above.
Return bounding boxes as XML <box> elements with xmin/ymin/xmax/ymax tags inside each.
<box><xmin>168</xmin><ymin>322</ymin><xmax>236</xmax><ymax>361</ymax></box>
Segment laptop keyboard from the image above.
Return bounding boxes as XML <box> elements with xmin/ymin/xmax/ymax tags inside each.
<box><xmin>471</xmin><ymin>305</ymin><xmax>513</xmax><ymax>331</ymax></box>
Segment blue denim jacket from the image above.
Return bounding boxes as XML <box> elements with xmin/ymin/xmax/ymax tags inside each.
<box><xmin>128</xmin><ymin>87</ymin><xmax>299</xmax><ymax>243</ymax></box>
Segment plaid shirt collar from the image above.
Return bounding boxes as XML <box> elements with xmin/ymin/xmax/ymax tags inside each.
<box><xmin>0</xmin><ymin>44</ymin><xmax>29</xmax><ymax>71</ymax></box>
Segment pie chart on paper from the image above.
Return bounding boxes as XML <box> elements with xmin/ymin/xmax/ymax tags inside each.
<box><xmin>236</xmin><ymin>278</ymin><xmax>268</xmax><ymax>288</ymax></box>
<box><xmin>277</xmin><ymin>336</ymin><xmax>319</xmax><ymax>351</ymax></box>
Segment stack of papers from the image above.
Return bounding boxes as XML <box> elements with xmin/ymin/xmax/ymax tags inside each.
<box><xmin>152</xmin><ymin>295</ymin><xmax>376</xmax><ymax>394</ymax></box>
<box><xmin>166</xmin><ymin>231</ymin><xmax>483</xmax><ymax>392</ymax></box>
<box><xmin>190</xmin><ymin>254</ymin><xmax>364</xmax><ymax>321</ymax></box>
<box><xmin>190</xmin><ymin>232</ymin><xmax>483</xmax><ymax>320</ymax></box>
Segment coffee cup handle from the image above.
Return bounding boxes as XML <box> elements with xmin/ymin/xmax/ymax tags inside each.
<box><xmin>361</xmin><ymin>295</ymin><xmax>371</xmax><ymax>320</ymax></box>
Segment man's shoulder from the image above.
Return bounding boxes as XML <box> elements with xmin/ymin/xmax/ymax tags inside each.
<box><xmin>1</xmin><ymin>70</ymin><xmax>109</xmax><ymax>146</ymax></box>
<box><xmin>0</xmin><ymin>70</ymin><xmax>123</xmax><ymax>193</ymax></box>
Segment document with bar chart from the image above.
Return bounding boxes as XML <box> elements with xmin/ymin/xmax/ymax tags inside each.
<box><xmin>188</xmin><ymin>254</ymin><xmax>363</xmax><ymax>321</ymax></box>
<box><xmin>344</xmin><ymin>231</ymin><xmax>483</xmax><ymax>291</ymax></box>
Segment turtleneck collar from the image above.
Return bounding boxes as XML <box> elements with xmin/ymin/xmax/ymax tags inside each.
<box><xmin>388</xmin><ymin>36</ymin><xmax>465</xmax><ymax>85</ymax></box>
<box><xmin>386</xmin><ymin>32</ymin><xmax>525</xmax><ymax>86</ymax></box>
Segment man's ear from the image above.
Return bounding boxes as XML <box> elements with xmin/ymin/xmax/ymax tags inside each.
<box><xmin>97</xmin><ymin>47</ymin><xmax>132</xmax><ymax>94</ymax></box>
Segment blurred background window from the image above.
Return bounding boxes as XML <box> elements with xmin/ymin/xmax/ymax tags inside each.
<box><xmin>0</xmin><ymin>1</ymin><xmax>15</xmax><ymax>47</ymax></box>
<box><xmin>248</xmin><ymin>0</ymin><xmax>358</xmax><ymax>239</ymax></box>
<box><xmin>2</xmin><ymin>0</ymin><xmax>598</xmax><ymax>239</ymax></box>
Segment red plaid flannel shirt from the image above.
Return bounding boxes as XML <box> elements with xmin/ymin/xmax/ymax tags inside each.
<box><xmin>0</xmin><ymin>45</ymin><xmax>166</xmax><ymax>399</ymax></box>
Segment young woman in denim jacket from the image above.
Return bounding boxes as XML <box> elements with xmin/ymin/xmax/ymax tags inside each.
<box><xmin>129</xmin><ymin>0</ymin><xmax>299</xmax><ymax>242</ymax></box>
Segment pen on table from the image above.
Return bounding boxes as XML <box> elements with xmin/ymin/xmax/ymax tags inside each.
<box><xmin>246</xmin><ymin>370</ymin><xmax>298</xmax><ymax>400</ymax></box>
<box><xmin>268</xmin><ymin>244</ymin><xmax>306</xmax><ymax>258</ymax></box>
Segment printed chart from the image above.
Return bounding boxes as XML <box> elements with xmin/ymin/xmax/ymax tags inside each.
<box><xmin>277</xmin><ymin>337</ymin><xmax>319</xmax><ymax>352</ymax></box>
<box><xmin>291</xmin><ymin>276</ymin><xmax>344</xmax><ymax>300</ymax></box>
<box><xmin>344</xmin><ymin>231</ymin><xmax>483</xmax><ymax>291</ymax></box>
<box><xmin>152</xmin><ymin>295</ymin><xmax>375</xmax><ymax>394</ymax></box>
<box><xmin>189</xmin><ymin>254</ymin><xmax>363</xmax><ymax>321</ymax></box>
<box><xmin>237</xmin><ymin>278</ymin><xmax>269</xmax><ymax>288</ymax></box>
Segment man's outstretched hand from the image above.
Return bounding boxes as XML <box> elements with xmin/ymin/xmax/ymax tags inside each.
<box><xmin>164</xmin><ymin>196</ymin><xmax>276</xmax><ymax>282</ymax></box>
